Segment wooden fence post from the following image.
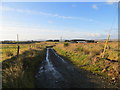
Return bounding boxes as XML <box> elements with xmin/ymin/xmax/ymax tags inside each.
<box><xmin>16</xmin><ymin>34</ymin><xmax>20</xmax><ymax>57</ymax></box>
<box><xmin>17</xmin><ymin>45</ymin><xmax>20</xmax><ymax>57</ymax></box>
<box><xmin>101</xmin><ymin>34</ymin><xmax>110</xmax><ymax>58</ymax></box>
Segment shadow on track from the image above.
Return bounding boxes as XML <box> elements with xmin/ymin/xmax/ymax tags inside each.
<box><xmin>36</xmin><ymin>48</ymin><xmax>117</xmax><ymax>88</ymax></box>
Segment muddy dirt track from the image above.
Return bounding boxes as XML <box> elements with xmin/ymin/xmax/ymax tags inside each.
<box><xmin>35</xmin><ymin>48</ymin><xmax>118</xmax><ymax>88</ymax></box>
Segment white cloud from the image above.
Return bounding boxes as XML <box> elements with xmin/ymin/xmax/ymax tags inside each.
<box><xmin>0</xmin><ymin>24</ymin><xmax>118</xmax><ymax>40</ymax></box>
<box><xmin>0</xmin><ymin>25</ymin><xmax>65</xmax><ymax>40</ymax></box>
<box><xmin>92</xmin><ymin>4</ymin><xmax>98</xmax><ymax>9</ymax></box>
<box><xmin>106</xmin><ymin>0</ymin><xmax>118</xmax><ymax>5</ymax></box>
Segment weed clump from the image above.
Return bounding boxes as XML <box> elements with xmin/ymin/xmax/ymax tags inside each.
<box><xmin>64</xmin><ymin>43</ymin><xmax>69</xmax><ymax>47</ymax></box>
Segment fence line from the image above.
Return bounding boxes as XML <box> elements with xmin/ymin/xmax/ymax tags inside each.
<box><xmin>0</xmin><ymin>44</ymin><xmax>43</xmax><ymax>62</ymax></box>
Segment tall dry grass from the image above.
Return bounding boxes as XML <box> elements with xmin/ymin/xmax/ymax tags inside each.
<box><xmin>2</xmin><ymin>47</ymin><xmax>46</xmax><ymax>88</ymax></box>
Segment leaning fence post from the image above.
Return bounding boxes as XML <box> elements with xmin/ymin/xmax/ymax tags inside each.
<box><xmin>101</xmin><ymin>34</ymin><xmax>110</xmax><ymax>58</ymax></box>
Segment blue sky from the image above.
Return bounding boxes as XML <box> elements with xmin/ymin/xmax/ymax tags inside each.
<box><xmin>0</xmin><ymin>2</ymin><xmax>118</xmax><ymax>41</ymax></box>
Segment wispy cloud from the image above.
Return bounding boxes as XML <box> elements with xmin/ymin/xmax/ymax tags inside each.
<box><xmin>48</xmin><ymin>20</ymin><xmax>54</xmax><ymax>24</ymax></box>
<box><xmin>71</xmin><ymin>4</ymin><xmax>77</xmax><ymax>8</ymax></box>
<box><xmin>92</xmin><ymin>4</ymin><xmax>98</xmax><ymax>9</ymax></box>
<box><xmin>0</xmin><ymin>5</ymin><xmax>99</xmax><ymax>23</ymax></box>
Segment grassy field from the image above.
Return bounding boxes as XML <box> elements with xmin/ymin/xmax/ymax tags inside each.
<box><xmin>1</xmin><ymin>44</ymin><xmax>31</xmax><ymax>62</ymax></box>
<box><xmin>1</xmin><ymin>42</ymin><xmax>57</xmax><ymax>88</ymax></box>
<box><xmin>0</xmin><ymin>42</ymin><xmax>58</xmax><ymax>62</ymax></box>
<box><xmin>53</xmin><ymin>42</ymin><xmax>120</xmax><ymax>81</ymax></box>
<box><xmin>1</xmin><ymin>41</ymin><xmax>120</xmax><ymax>88</ymax></box>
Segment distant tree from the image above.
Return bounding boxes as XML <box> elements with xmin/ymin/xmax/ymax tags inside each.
<box><xmin>65</xmin><ymin>40</ymin><xmax>70</xmax><ymax>42</ymax></box>
<box><xmin>54</xmin><ymin>40</ymin><xmax>59</xmax><ymax>42</ymax></box>
<box><xmin>46</xmin><ymin>40</ymin><xmax>53</xmax><ymax>42</ymax></box>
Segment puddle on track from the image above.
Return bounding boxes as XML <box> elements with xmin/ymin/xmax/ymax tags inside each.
<box><xmin>36</xmin><ymin>48</ymin><xmax>67</xmax><ymax>88</ymax></box>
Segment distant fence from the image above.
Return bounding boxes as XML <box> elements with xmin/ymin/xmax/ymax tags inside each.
<box><xmin>0</xmin><ymin>44</ymin><xmax>43</xmax><ymax>61</ymax></box>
